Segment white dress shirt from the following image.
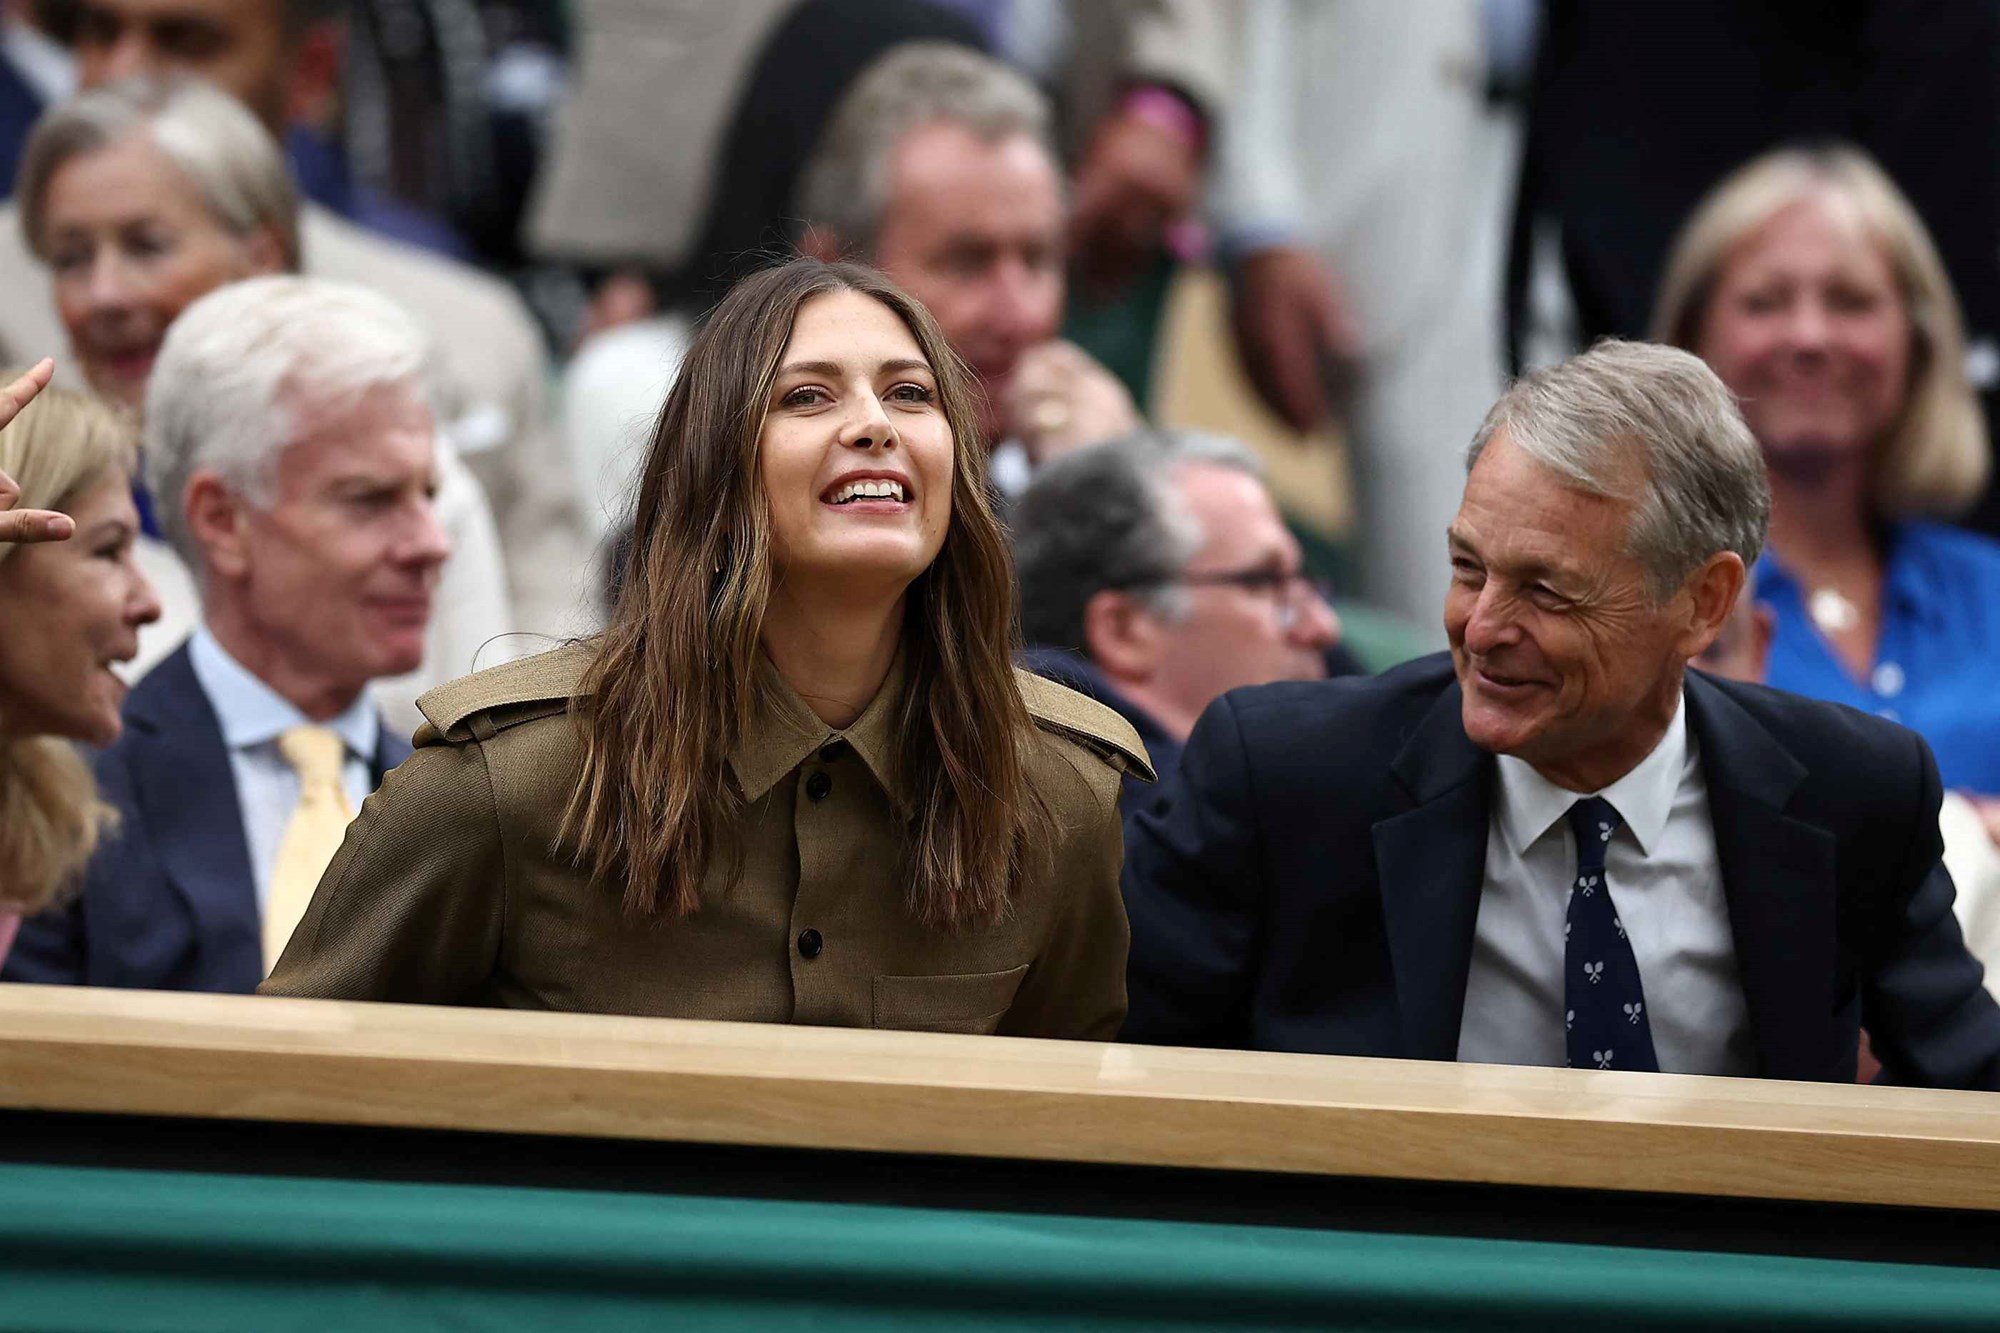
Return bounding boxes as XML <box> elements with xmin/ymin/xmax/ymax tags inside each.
<box><xmin>187</xmin><ymin>628</ymin><xmax>378</xmax><ymax>913</ymax></box>
<box><xmin>1456</xmin><ymin>694</ymin><xmax>1756</xmax><ymax>1075</ymax></box>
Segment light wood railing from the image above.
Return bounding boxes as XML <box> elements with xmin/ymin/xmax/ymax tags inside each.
<box><xmin>2</xmin><ymin>982</ymin><xmax>1996</xmax><ymax>1211</ymax></box>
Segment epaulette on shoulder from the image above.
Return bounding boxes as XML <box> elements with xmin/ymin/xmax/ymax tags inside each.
<box><xmin>414</xmin><ymin>641</ymin><xmax>595</xmax><ymax>744</ymax></box>
<box><xmin>1014</xmin><ymin>668</ymin><xmax>1157</xmax><ymax>783</ymax></box>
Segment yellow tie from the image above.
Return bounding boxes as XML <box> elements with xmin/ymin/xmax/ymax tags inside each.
<box><xmin>265</xmin><ymin>725</ymin><xmax>355</xmax><ymax>973</ymax></box>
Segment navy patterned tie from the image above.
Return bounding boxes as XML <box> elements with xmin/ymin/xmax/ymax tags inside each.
<box><xmin>1564</xmin><ymin>797</ymin><xmax>1659</xmax><ymax>1072</ymax></box>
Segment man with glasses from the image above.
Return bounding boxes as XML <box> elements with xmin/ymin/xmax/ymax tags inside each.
<box><xmin>1012</xmin><ymin>431</ymin><xmax>1343</xmax><ymax>817</ymax></box>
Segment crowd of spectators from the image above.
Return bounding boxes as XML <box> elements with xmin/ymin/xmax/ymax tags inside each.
<box><xmin>2</xmin><ymin>0</ymin><xmax>2000</xmax><ymax>1096</ymax></box>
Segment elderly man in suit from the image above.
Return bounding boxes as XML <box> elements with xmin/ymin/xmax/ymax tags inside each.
<box><xmin>1123</xmin><ymin>340</ymin><xmax>2000</xmax><ymax>1088</ymax></box>
<box><xmin>3</xmin><ymin>277</ymin><xmax>445</xmax><ymax>992</ymax></box>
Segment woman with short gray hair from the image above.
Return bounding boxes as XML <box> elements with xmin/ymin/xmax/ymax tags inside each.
<box><xmin>19</xmin><ymin>77</ymin><xmax>298</xmax><ymax>412</ymax></box>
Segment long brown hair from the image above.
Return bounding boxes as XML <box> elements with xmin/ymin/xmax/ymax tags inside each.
<box><xmin>565</xmin><ymin>258</ymin><xmax>1050</xmax><ymax>929</ymax></box>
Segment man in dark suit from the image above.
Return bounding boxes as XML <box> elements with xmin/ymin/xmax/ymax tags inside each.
<box><xmin>1123</xmin><ymin>340</ymin><xmax>2000</xmax><ymax>1088</ymax></box>
<box><xmin>3</xmin><ymin>276</ymin><xmax>446</xmax><ymax>992</ymax></box>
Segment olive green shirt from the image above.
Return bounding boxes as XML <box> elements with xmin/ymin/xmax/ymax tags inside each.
<box><xmin>263</xmin><ymin>643</ymin><xmax>1152</xmax><ymax>1039</ymax></box>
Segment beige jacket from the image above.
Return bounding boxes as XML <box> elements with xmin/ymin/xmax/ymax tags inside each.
<box><xmin>265</xmin><ymin>644</ymin><xmax>1153</xmax><ymax>1039</ymax></box>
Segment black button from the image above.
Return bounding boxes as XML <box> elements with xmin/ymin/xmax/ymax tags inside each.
<box><xmin>797</xmin><ymin>928</ymin><xmax>823</xmax><ymax>959</ymax></box>
<box><xmin>819</xmin><ymin>739</ymin><xmax>848</xmax><ymax>762</ymax></box>
<box><xmin>805</xmin><ymin>771</ymin><xmax>832</xmax><ymax>801</ymax></box>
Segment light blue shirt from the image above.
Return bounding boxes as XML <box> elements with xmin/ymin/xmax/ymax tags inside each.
<box><xmin>186</xmin><ymin>628</ymin><xmax>378</xmax><ymax>913</ymax></box>
<box><xmin>1458</xmin><ymin>694</ymin><xmax>1756</xmax><ymax>1076</ymax></box>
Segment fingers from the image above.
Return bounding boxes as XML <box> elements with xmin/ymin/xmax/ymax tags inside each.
<box><xmin>0</xmin><ymin>506</ymin><xmax>75</xmax><ymax>543</ymax></box>
<box><xmin>0</xmin><ymin>358</ymin><xmax>54</xmax><ymax>432</ymax></box>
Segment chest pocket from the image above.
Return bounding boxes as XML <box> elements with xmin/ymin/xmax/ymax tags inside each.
<box><xmin>872</xmin><ymin>964</ymin><xmax>1030</xmax><ymax>1034</ymax></box>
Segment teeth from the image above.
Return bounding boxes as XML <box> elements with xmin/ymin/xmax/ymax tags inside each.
<box><xmin>831</xmin><ymin>479</ymin><xmax>906</xmax><ymax>504</ymax></box>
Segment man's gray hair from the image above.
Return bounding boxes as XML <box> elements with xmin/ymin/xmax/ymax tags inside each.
<box><xmin>1014</xmin><ymin>430</ymin><xmax>1264</xmax><ymax>652</ymax></box>
<box><xmin>1467</xmin><ymin>341</ymin><xmax>1771</xmax><ymax>600</ymax></box>
<box><xmin>19</xmin><ymin>76</ymin><xmax>300</xmax><ymax>270</ymax></box>
<box><xmin>796</xmin><ymin>41</ymin><xmax>1055</xmax><ymax>256</ymax></box>
<box><xmin>145</xmin><ymin>276</ymin><xmax>435</xmax><ymax>566</ymax></box>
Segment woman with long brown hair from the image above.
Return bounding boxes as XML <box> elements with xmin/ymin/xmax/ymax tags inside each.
<box><xmin>265</xmin><ymin>259</ymin><xmax>1149</xmax><ymax>1037</ymax></box>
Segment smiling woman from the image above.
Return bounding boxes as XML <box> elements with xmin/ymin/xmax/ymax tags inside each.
<box><xmin>0</xmin><ymin>368</ymin><xmax>161</xmax><ymax>963</ymax></box>
<box><xmin>1655</xmin><ymin>145</ymin><xmax>2000</xmax><ymax>797</ymax></box>
<box><xmin>263</xmin><ymin>259</ymin><xmax>1152</xmax><ymax>1038</ymax></box>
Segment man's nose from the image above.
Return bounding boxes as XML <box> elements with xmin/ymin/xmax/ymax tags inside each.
<box><xmin>90</xmin><ymin>32</ymin><xmax>156</xmax><ymax>86</ymax></box>
<box><xmin>1290</xmin><ymin>586</ymin><xmax>1342</xmax><ymax>651</ymax></box>
<box><xmin>982</xmin><ymin>257</ymin><xmax>1057</xmax><ymax>341</ymax></box>
<box><xmin>1460</xmin><ymin>583</ymin><xmax>1521</xmax><ymax>655</ymax></box>
<box><xmin>401</xmin><ymin>496</ymin><xmax>453</xmax><ymax>568</ymax></box>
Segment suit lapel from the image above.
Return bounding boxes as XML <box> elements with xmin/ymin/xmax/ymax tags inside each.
<box><xmin>124</xmin><ymin>646</ymin><xmax>262</xmax><ymax>983</ymax></box>
<box><xmin>1685</xmin><ymin>673</ymin><xmax>1837</xmax><ymax>1081</ymax></box>
<box><xmin>1374</xmin><ymin>681</ymin><xmax>1494</xmax><ymax>1060</ymax></box>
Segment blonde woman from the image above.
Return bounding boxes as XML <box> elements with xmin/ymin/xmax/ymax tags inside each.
<box><xmin>0</xmin><ymin>362</ymin><xmax>161</xmax><ymax>963</ymax></box>
<box><xmin>1655</xmin><ymin>144</ymin><xmax>2000</xmax><ymax>795</ymax></box>
<box><xmin>267</xmin><ymin>259</ymin><xmax>1149</xmax><ymax>1038</ymax></box>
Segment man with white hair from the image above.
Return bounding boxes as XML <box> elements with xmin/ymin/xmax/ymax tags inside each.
<box><xmin>1123</xmin><ymin>340</ymin><xmax>2000</xmax><ymax>1089</ymax></box>
<box><xmin>4</xmin><ymin>276</ymin><xmax>447</xmax><ymax>993</ymax></box>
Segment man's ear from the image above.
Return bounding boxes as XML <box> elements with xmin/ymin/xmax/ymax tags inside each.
<box><xmin>1678</xmin><ymin>551</ymin><xmax>1748</xmax><ymax>660</ymax></box>
<box><xmin>282</xmin><ymin>20</ymin><xmax>346</xmax><ymax>132</ymax></box>
<box><xmin>183</xmin><ymin>472</ymin><xmax>252</xmax><ymax>580</ymax></box>
<box><xmin>1081</xmin><ymin>587</ymin><xmax>1166</xmax><ymax>684</ymax></box>
<box><xmin>798</xmin><ymin>224</ymin><xmax>848</xmax><ymax>264</ymax></box>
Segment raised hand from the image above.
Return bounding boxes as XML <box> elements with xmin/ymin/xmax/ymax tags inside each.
<box><xmin>0</xmin><ymin>360</ymin><xmax>73</xmax><ymax>544</ymax></box>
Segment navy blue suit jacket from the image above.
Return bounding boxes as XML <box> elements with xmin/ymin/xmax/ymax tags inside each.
<box><xmin>2</xmin><ymin>644</ymin><xmax>411</xmax><ymax>993</ymax></box>
<box><xmin>1122</xmin><ymin>654</ymin><xmax>2000</xmax><ymax>1089</ymax></box>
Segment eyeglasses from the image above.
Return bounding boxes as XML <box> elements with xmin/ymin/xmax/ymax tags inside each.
<box><xmin>1115</xmin><ymin>567</ymin><xmax>1336</xmax><ymax>631</ymax></box>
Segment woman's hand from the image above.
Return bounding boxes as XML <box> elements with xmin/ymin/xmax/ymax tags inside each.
<box><xmin>0</xmin><ymin>360</ymin><xmax>72</xmax><ymax>543</ymax></box>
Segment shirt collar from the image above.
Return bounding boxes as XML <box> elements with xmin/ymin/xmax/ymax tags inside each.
<box><xmin>728</xmin><ymin>650</ymin><xmax>908</xmax><ymax>809</ymax></box>
<box><xmin>187</xmin><ymin>626</ymin><xmax>380</xmax><ymax>763</ymax></box>
<box><xmin>1492</xmin><ymin>690</ymin><xmax>1688</xmax><ymax>858</ymax></box>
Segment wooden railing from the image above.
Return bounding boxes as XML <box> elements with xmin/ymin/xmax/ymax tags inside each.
<box><xmin>2</xmin><ymin>982</ymin><xmax>1996</xmax><ymax>1211</ymax></box>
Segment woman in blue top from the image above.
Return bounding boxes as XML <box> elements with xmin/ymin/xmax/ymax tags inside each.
<box><xmin>1654</xmin><ymin>144</ymin><xmax>2000</xmax><ymax>799</ymax></box>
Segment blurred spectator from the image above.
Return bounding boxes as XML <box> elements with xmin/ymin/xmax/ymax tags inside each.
<box><xmin>531</xmin><ymin>1</ymin><xmax>1232</xmax><ymax>332</ymax></box>
<box><xmin>1655</xmin><ymin>145</ymin><xmax>2000</xmax><ymax>796</ymax></box>
<box><xmin>0</xmin><ymin>0</ymin><xmax>76</xmax><ymax>196</ymax></box>
<box><xmin>66</xmin><ymin>0</ymin><xmax>458</xmax><ymax>250</ymax></box>
<box><xmin>564</xmin><ymin>41</ymin><xmax>1144</xmax><ymax>543</ymax></box>
<box><xmin>1212</xmin><ymin>0</ymin><xmax>1507</xmax><ymax>629</ymax></box>
<box><xmin>0</xmin><ymin>8</ymin><xmax>587</xmax><ymax>643</ymax></box>
<box><xmin>799</xmin><ymin>42</ymin><xmax>1137</xmax><ymax>488</ymax></box>
<box><xmin>4</xmin><ymin>276</ymin><xmax>445</xmax><ymax>991</ymax></box>
<box><xmin>528</xmin><ymin>0</ymin><xmax>981</xmax><ymax>326</ymax></box>
<box><xmin>1510</xmin><ymin>1</ymin><xmax>2000</xmax><ymax>533</ymax></box>
<box><xmin>1014</xmin><ymin>430</ymin><xmax>1340</xmax><ymax>809</ymax></box>
<box><xmin>14</xmin><ymin>76</ymin><xmax>509</xmax><ymax>734</ymax></box>
<box><xmin>0</xmin><ymin>364</ymin><xmax>159</xmax><ymax>968</ymax></box>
